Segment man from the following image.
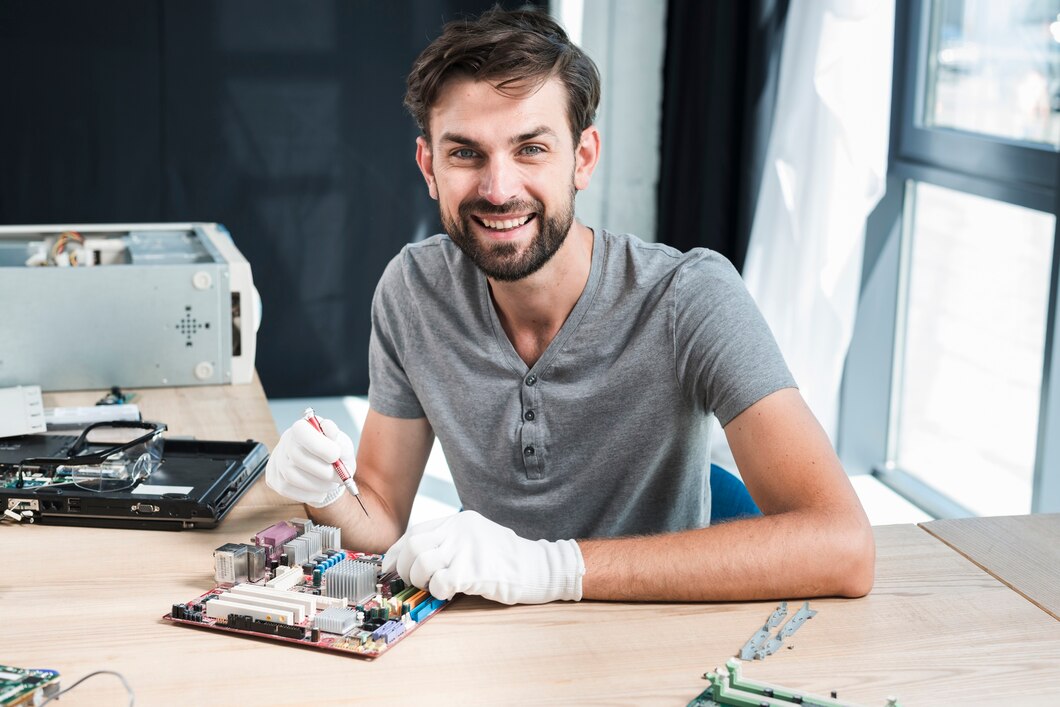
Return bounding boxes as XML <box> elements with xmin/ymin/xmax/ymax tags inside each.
<box><xmin>267</xmin><ymin>7</ymin><xmax>874</xmax><ymax>605</ymax></box>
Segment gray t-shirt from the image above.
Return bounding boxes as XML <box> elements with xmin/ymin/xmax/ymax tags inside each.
<box><xmin>368</xmin><ymin>229</ymin><xmax>795</xmax><ymax>541</ymax></box>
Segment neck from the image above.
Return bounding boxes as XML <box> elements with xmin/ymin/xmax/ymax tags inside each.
<box><xmin>488</xmin><ymin>222</ymin><xmax>594</xmax><ymax>367</ymax></box>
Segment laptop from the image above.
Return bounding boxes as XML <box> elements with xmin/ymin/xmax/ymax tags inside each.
<box><xmin>0</xmin><ymin>431</ymin><xmax>267</xmax><ymax>530</ymax></box>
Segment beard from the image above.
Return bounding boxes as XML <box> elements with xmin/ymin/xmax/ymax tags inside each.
<box><xmin>440</xmin><ymin>187</ymin><xmax>576</xmax><ymax>282</ymax></box>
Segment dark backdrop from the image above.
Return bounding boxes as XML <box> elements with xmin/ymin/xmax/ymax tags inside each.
<box><xmin>0</xmin><ymin>0</ymin><xmax>533</xmax><ymax>397</ymax></box>
<box><xmin>2</xmin><ymin>0</ymin><xmax>783</xmax><ymax>396</ymax></box>
<box><xmin>657</xmin><ymin>0</ymin><xmax>789</xmax><ymax>273</ymax></box>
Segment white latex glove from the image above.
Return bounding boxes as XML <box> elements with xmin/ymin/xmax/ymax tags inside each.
<box><xmin>266</xmin><ymin>417</ymin><xmax>356</xmax><ymax>508</ymax></box>
<box><xmin>382</xmin><ymin>511</ymin><xmax>585</xmax><ymax>605</ymax></box>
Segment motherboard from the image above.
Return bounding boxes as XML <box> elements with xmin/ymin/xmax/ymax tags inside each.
<box><xmin>164</xmin><ymin>518</ymin><xmax>448</xmax><ymax>658</ymax></box>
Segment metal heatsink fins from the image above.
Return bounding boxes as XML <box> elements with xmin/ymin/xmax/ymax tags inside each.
<box><xmin>282</xmin><ymin>525</ymin><xmax>341</xmax><ymax>566</ymax></box>
<box><xmin>323</xmin><ymin>559</ymin><xmax>376</xmax><ymax>604</ymax></box>
<box><xmin>313</xmin><ymin>607</ymin><xmax>361</xmax><ymax>635</ymax></box>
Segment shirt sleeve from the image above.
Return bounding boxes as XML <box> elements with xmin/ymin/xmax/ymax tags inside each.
<box><xmin>367</xmin><ymin>250</ymin><xmax>427</xmax><ymax>419</ymax></box>
<box><xmin>673</xmin><ymin>250</ymin><xmax>797</xmax><ymax>426</ymax></box>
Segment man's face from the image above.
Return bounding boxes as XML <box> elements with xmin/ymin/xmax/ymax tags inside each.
<box><xmin>416</xmin><ymin>76</ymin><xmax>596</xmax><ymax>281</ymax></box>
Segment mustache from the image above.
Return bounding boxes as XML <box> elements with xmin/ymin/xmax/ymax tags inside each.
<box><xmin>459</xmin><ymin>198</ymin><xmax>543</xmax><ymax>218</ymax></box>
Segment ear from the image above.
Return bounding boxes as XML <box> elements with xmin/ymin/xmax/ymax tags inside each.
<box><xmin>415</xmin><ymin>136</ymin><xmax>438</xmax><ymax>200</ymax></box>
<box><xmin>573</xmin><ymin>125</ymin><xmax>601</xmax><ymax>191</ymax></box>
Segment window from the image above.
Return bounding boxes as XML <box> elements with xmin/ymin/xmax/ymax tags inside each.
<box><xmin>924</xmin><ymin>0</ymin><xmax>1060</xmax><ymax>146</ymax></box>
<box><xmin>840</xmin><ymin>0</ymin><xmax>1060</xmax><ymax>518</ymax></box>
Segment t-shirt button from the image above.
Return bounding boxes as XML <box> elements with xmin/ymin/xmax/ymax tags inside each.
<box><xmin>525</xmin><ymin>374</ymin><xmax>537</xmax><ymax>386</ymax></box>
<box><xmin>523</xmin><ymin>445</ymin><xmax>535</xmax><ymax>457</ymax></box>
<box><xmin>523</xmin><ymin>410</ymin><xmax>535</xmax><ymax>421</ymax></box>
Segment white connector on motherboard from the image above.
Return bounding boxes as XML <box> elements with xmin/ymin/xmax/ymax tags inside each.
<box><xmin>264</xmin><ymin>565</ymin><xmax>303</xmax><ymax>590</ymax></box>
<box><xmin>226</xmin><ymin>583</ymin><xmax>317</xmax><ymax>614</ymax></box>
<box><xmin>217</xmin><ymin>592</ymin><xmax>306</xmax><ymax>623</ymax></box>
<box><xmin>205</xmin><ymin>598</ymin><xmax>294</xmax><ymax>625</ymax></box>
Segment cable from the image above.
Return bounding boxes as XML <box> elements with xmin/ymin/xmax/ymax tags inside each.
<box><xmin>50</xmin><ymin>230</ymin><xmax>84</xmax><ymax>266</ymax></box>
<box><xmin>38</xmin><ymin>669</ymin><xmax>135</xmax><ymax>706</ymax></box>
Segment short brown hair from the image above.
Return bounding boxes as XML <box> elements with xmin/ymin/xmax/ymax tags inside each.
<box><xmin>405</xmin><ymin>5</ymin><xmax>601</xmax><ymax>144</ymax></box>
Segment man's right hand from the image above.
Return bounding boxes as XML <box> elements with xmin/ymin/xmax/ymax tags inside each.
<box><xmin>266</xmin><ymin>417</ymin><xmax>356</xmax><ymax>508</ymax></box>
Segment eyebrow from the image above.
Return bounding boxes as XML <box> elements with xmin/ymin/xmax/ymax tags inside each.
<box><xmin>511</xmin><ymin>126</ymin><xmax>558</xmax><ymax>144</ymax></box>
<box><xmin>439</xmin><ymin>132</ymin><xmax>483</xmax><ymax>150</ymax></box>
<box><xmin>438</xmin><ymin>125</ymin><xmax>558</xmax><ymax>149</ymax></box>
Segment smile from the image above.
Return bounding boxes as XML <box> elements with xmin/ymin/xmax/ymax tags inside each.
<box><xmin>474</xmin><ymin>214</ymin><xmax>536</xmax><ymax>231</ymax></box>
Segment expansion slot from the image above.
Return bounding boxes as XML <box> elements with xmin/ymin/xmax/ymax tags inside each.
<box><xmin>265</xmin><ymin>564</ymin><xmax>303</xmax><ymax>590</ymax></box>
<box><xmin>225</xmin><ymin>583</ymin><xmax>318</xmax><ymax>613</ymax></box>
<box><xmin>213</xmin><ymin>591</ymin><xmax>306</xmax><ymax>623</ymax></box>
<box><xmin>204</xmin><ymin>597</ymin><xmax>295</xmax><ymax>625</ymax></box>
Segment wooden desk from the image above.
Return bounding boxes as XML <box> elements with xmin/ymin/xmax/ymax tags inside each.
<box><xmin>7</xmin><ymin>388</ymin><xmax>1060</xmax><ymax>704</ymax></box>
<box><xmin>5</xmin><ymin>521</ymin><xmax>1060</xmax><ymax>705</ymax></box>
<box><xmin>921</xmin><ymin>513</ymin><xmax>1060</xmax><ymax>620</ymax></box>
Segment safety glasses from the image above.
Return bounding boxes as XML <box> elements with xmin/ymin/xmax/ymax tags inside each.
<box><xmin>17</xmin><ymin>420</ymin><xmax>167</xmax><ymax>492</ymax></box>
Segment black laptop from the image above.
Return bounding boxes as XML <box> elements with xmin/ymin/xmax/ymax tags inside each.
<box><xmin>0</xmin><ymin>425</ymin><xmax>267</xmax><ymax>530</ymax></box>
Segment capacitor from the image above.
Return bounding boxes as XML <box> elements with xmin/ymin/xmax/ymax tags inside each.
<box><xmin>312</xmin><ymin>569</ymin><xmax>322</xmax><ymax>587</ymax></box>
<box><xmin>311</xmin><ymin>627</ymin><xmax>321</xmax><ymax>642</ymax></box>
<box><xmin>279</xmin><ymin>553</ymin><xmax>289</xmax><ymax>566</ymax></box>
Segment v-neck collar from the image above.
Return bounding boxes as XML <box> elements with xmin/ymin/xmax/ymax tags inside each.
<box><xmin>482</xmin><ymin>228</ymin><xmax>606</xmax><ymax>377</ymax></box>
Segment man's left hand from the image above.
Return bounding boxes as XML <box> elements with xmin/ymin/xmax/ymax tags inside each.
<box><xmin>382</xmin><ymin>511</ymin><xmax>585</xmax><ymax>605</ymax></box>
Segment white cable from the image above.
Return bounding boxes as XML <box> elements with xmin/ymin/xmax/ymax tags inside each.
<box><xmin>38</xmin><ymin>669</ymin><xmax>135</xmax><ymax>706</ymax></box>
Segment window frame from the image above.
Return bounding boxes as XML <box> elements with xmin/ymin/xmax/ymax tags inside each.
<box><xmin>838</xmin><ymin>0</ymin><xmax>1060</xmax><ymax>516</ymax></box>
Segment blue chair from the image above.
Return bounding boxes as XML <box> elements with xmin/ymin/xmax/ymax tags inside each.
<box><xmin>710</xmin><ymin>463</ymin><xmax>761</xmax><ymax>522</ymax></box>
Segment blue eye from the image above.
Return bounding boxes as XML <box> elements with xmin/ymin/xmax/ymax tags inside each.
<box><xmin>521</xmin><ymin>145</ymin><xmax>544</xmax><ymax>156</ymax></box>
<box><xmin>453</xmin><ymin>148</ymin><xmax>478</xmax><ymax>159</ymax></box>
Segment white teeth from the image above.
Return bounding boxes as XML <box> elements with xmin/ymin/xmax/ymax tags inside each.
<box><xmin>482</xmin><ymin>215</ymin><xmax>530</xmax><ymax>230</ymax></box>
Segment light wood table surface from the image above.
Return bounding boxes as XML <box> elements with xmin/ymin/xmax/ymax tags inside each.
<box><xmin>7</xmin><ymin>384</ymin><xmax>1060</xmax><ymax>704</ymax></box>
<box><xmin>921</xmin><ymin>513</ymin><xmax>1060</xmax><ymax>621</ymax></box>
<box><xmin>6</xmin><ymin>521</ymin><xmax>1060</xmax><ymax>705</ymax></box>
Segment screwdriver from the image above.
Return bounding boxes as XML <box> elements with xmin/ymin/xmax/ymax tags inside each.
<box><xmin>303</xmin><ymin>407</ymin><xmax>369</xmax><ymax>518</ymax></box>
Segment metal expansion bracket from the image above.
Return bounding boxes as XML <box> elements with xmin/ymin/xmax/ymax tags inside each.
<box><xmin>754</xmin><ymin>601</ymin><xmax>818</xmax><ymax>659</ymax></box>
<box><xmin>738</xmin><ymin>601</ymin><xmax>787</xmax><ymax>660</ymax></box>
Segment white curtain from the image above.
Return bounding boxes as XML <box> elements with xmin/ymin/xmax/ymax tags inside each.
<box><xmin>714</xmin><ymin>0</ymin><xmax>895</xmax><ymax>472</ymax></box>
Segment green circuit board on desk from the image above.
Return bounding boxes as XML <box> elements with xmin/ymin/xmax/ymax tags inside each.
<box><xmin>0</xmin><ymin>665</ymin><xmax>60</xmax><ymax>706</ymax></box>
<box><xmin>163</xmin><ymin>518</ymin><xmax>448</xmax><ymax>659</ymax></box>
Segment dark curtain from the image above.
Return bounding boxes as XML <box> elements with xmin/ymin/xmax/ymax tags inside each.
<box><xmin>656</xmin><ymin>0</ymin><xmax>789</xmax><ymax>272</ymax></box>
<box><xmin>0</xmin><ymin>0</ymin><xmax>534</xmax><ymax>398</ymax></box>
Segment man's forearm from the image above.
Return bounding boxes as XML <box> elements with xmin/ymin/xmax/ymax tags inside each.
<box><xmin>578</xmin><ymin>508</ymin><xmax>875</xmax><ymax>601</ymax></box>
<box><xmin>305</xmin><ymin>479</ymin><xmax>406</xmax><ymax>555</ymax></box>
<box><xmin>304</xmin><ymin>411</ymin><xmax>434</xmax><ymax>555</ymax></box>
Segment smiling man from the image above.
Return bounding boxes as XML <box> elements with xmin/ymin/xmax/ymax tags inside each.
<box><xmin>266</xmin><ymin>7</ymin><xmax>875</xmax><ymax>604</ymax></box>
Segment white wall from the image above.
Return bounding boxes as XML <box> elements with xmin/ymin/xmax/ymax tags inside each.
<box><xmin>553</xmin><ymin>0</ymin><xmax>666</xmax><ymax>242</ymax></box>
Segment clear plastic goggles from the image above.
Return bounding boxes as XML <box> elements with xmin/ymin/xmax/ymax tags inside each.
<box><xmin>19</xmin><ymin>420</ymin><xmax>167</xmax><ymax>492</ymax></box>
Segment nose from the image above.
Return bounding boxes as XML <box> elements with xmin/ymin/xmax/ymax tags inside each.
<box><xmin>478</xmin><ymin>157</ymin><xmax>518</xmax><ymax>205</ymax></box>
